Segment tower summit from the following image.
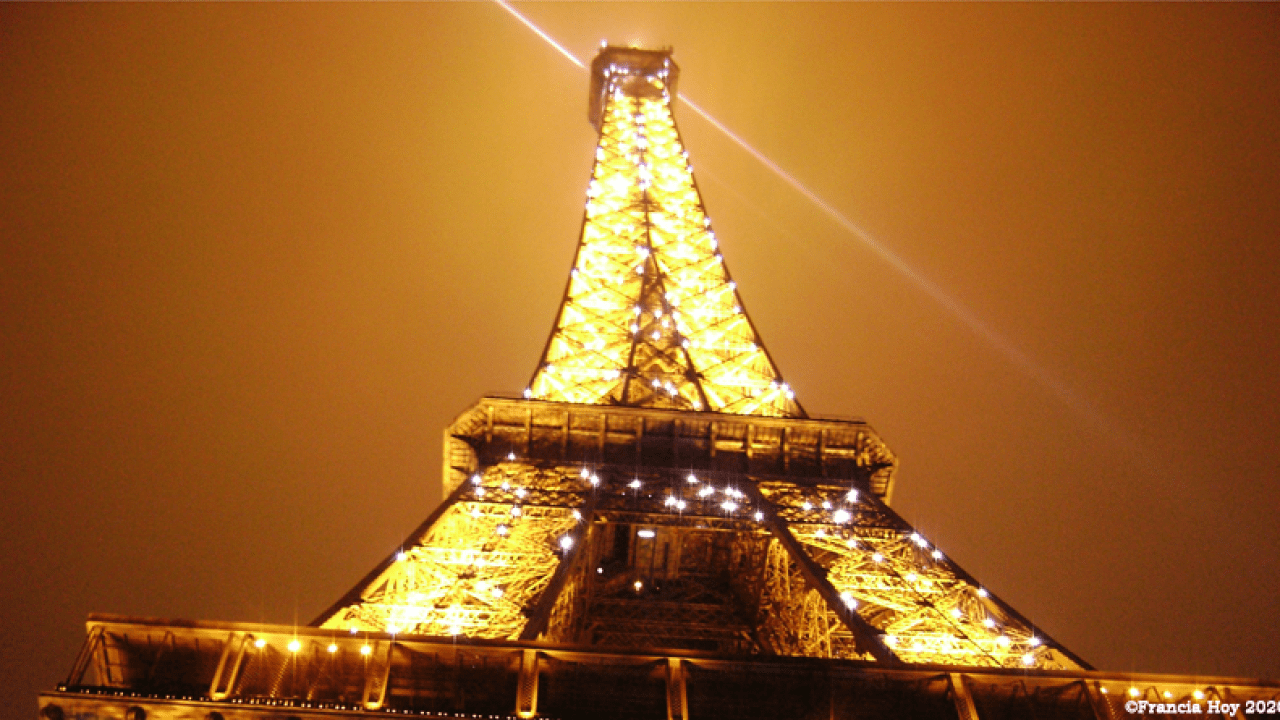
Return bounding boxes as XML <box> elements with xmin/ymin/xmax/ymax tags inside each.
<box><xmin>528</xmin><ymin>47</ymin><xmax>801</xmax><ymax>418</ymax></box>
<box><xmin>41</xmin><ymin>45</ymin><xmax>1277</xmax><ymax>720</ymax></box>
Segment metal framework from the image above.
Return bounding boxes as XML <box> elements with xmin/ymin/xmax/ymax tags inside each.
<box><xmin>316</xmin><ymin>46</ymin><xmax>1084</xmax><ymax>672</ymax></box>
<box><xmin>528</xmin><ymin>48</ymin><xmax>801</xmax><ymax>418</ymax></box>
<box><xmin>41</xmin><ymin>45</ymin><xmax>1280</xmax><ymax>720</ymax></box>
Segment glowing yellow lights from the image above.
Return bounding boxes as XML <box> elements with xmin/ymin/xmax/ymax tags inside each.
<box><xmin>833</xmin><ymin>507</ymin><xmax>851</xmax><ymax>522</ymax></box>
<box><xmin>636</xmin><ymin>529</ymin><xmax>656</xmax><ymax>539</ymax></box>
<box><xmin>1163</xmin><ymin>691</ymin><xmax>1173</xmax><ymax>699</ymax></box>
<box><xmin>1193</xmin><ymin>690</ymin><xmax>1204</xmax><ymax>700</ymax></box>
<box><xmin>527</xmin><ymin>67</ymin><xmax>800</xmax><ymax>418</ymax></box>
<box><xmin>327</xmin><ymin>643</ymin><xmax>338</xmax><ymax>654</ymax></box>
<box><xmin>253</xmin><ymin>638</ymin><xmax>266</xmax><ymax>649</ymax></box>
<box><xmin>360</xmin><ymin>645</ymin><xmax>372</xmax><ymax>656</ymax></box>
<box><xmin>287</xmin><ymin>639</ymin><xmax>301</xmax><ymax>653</ymax></box>
<box><xmin>633</xmin><ymin>580</ymin><xmax>644</xmax><ymax>592</ymax></box>
<box><xmin>321</xmin><ymin>466</ymin><xmax>583</xmax><ymax>641</ymax></box>
<box><xmin>1129</xmin><ymin>688</ymin><xmax>1140</xmax><ymax>698</ymax></box>
<box><xmin>1022</xmin><ymin>653</ymin><xmax>1035</xmax><ymax>665</ymax></box>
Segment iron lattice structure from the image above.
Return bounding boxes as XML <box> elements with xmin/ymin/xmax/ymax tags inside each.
<box><xmin>44</xmin><ymin>45</ymin><xmax>1280</xmax><ymax>720</ymax></box>
<box><xmin>315</xmin><ymin>47</ymin><xmax>1086</xmax><ymax>674</ymax></box>
<box><xmin>527</xmin><ymin>48</ymin><xmax>801</xmax><ymax>418</ymax></box>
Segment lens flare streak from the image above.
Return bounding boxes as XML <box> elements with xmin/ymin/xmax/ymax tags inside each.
<box><xmin>491</xmin><ymin>1</ymin><xmax>1116</xmax><ymax>438</ymax></box>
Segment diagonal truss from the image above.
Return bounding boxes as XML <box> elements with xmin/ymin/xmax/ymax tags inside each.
<box><xmin>528</xmin><ymin>48</ymin><xmax>802</xmax><ymax>418</ymax></box>
<box><xmin>318</xmin><ymin>463</ymin><xmax>591</xmax><ymax>640</ymax></box>
<box><xmin>317</xmin><ymin>450</ymin><xmax>1085</xmax><ymax>671</ymax></box>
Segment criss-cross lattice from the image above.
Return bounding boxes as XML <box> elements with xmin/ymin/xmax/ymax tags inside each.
<box><xmin>528</xmin><ymin>53</ymin><xmax>801</xmax><ymax>417</ymax></box>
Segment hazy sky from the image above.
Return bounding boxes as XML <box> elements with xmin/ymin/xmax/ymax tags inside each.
<box><xmin>3</xmin><ymin>3</ymin><xmax>1278</xmax><ymax>714</ymax></box>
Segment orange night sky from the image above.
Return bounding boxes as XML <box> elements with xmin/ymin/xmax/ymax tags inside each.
<box><xmin>2</xmin><ymin>3</ymin><xmax>1278</xmax><ymax>714</ymax></box>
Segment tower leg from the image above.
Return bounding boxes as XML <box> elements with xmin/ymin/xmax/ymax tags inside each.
<box><xmin>516</xmin><ymin>648</ymin><xmax>539</xmax><ymax>718</ymax></box>
<box><xmin>949</xmin><ymin>673</ymin><xmax>981</xmax><ymax>720</ymax></box>
<box><xmin>666</xmin><ymin>657</ymin><xmax>688</xmax><ymax>720</ymax></box>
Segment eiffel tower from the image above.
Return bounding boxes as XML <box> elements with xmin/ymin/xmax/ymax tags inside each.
<box><xmin>41</xmin><ymin>46</ymin><xmax>1277</xmax><ymax>720</ymax></box>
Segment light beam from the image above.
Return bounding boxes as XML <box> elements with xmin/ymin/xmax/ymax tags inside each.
<box><xmin>491</xmin><ymin>3</ymin><xmax>1127</xmax><ymax>445</ymax></box>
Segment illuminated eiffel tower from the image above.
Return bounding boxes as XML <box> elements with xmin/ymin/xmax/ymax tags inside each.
<box><xmin>42</xmin><ymin>46</ymin><xmax>1277</xmax><ymax>720</ymax></box>
<box><xmin>314</xmin><ymin>45</ymin><xmax>1082</xmax><ymax>672</ymax></box>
